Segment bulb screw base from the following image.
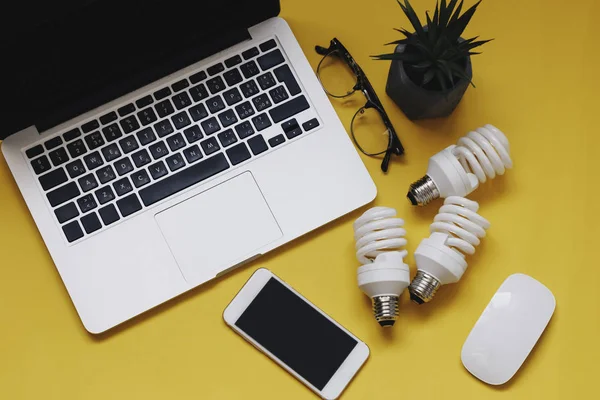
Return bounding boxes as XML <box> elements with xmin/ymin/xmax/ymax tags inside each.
<box><xmin>407</xmin><ymin>175</ymin><xmax>440</xmax><ymax>206</ymax></box>
<box><xmin>372</xmin><ymin>295</ymin><xmax>400</xmax><ymax>327</ymax></box>
<box><xmin>409</xmin><ymin>271</ymin><xmax>441</xmax><ymax>304</ymax></box>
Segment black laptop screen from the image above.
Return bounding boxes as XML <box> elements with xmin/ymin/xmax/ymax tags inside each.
<box><xmin>0</xmin><ymin>0</ymin><xmax>280</xmax><ymax>140</ymax></box>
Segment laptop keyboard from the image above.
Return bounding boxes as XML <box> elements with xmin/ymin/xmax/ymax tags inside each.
<box><xmin>24</xmin><ymin>38</ymin><xmax>320</xmax><ymax>244</ymax></box>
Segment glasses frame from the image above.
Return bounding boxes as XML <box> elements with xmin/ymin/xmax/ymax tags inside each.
<box><xmin>315</xmin><ymin>38</ymin><xmax>404</xmax><ymax>172</ymax></box>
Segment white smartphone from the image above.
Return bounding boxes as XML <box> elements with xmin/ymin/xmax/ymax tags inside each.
<box><xmin>223</xmin><ymin>268</ymin><xmax>369</xmax><ymax>399</ymax></box>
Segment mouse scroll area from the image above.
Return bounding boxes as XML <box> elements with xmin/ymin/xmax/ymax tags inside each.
<box><xmin>155</xmin><ymin>172</ymin><xmax>283</xmax><ymax>285</ymax></box>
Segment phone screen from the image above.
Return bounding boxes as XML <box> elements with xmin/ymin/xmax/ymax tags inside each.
<box><xmin>234</xmin><ymin>277</ymin><xmax>358</xmax><ymax>390</ymax></box>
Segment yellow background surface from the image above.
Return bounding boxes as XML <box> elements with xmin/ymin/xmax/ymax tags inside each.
<box><xmin>1</xmin><ymin>0</ymin><xmax>599</xmax><ymax>398</ymax></box>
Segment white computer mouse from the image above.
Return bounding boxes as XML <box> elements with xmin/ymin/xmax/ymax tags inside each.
<box><xmin>461</xmin><ymin>273</ymin><xmax>556</xmax><ymax>385</ymax></box>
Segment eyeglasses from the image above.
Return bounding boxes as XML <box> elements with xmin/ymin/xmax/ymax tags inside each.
<box><xmin>315</xmin><ymin>38</ymin><xmax>404</xmax><ymax>172</ymax></box>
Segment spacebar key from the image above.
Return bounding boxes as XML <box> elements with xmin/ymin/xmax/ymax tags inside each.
<box><xmin>139</xmin><ymin>153</ymin><xmax>230</xmax><ymax>206</ymax></box>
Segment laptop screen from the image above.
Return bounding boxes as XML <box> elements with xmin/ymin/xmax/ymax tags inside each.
<box><xmin>0</xmin><ymin>0</ymin><xmax>280</xmax><ymax>140</ymax></box>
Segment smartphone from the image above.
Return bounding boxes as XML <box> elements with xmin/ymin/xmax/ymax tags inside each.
<box><xmin>223</xmin><ymin>268</ymin><xmax>369</xmax><ymax>399</ymax></box>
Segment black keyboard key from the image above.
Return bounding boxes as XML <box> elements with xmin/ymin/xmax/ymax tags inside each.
<box><xmin>137</xmin><ymin>107</ymin><xmax>158</xmax><ymax>126</ymax></box>
<box><xmin>102</xmin><ymin>123</ymin><xmax>123</xmax><ymax>142</ymax></box>
<box><xmin>172</xmin><ymin>92</ymin><xmax>192</xmax><ymax>110</ymax></box>
<box><xmin>269</xmin><ymin>85</ymin><xmax>289</xmax><ymax>104</ymax></box>
<box><xmin>81</xmin><ymin>212</ymin><xmax>102</xmax><ymax>234</ymax></box>
<box><xmin>154</xmin><ymin>87</ymin><xmax>172</xmax><ymax>100</ymax></box>
<box><xmin>132</xmin><ymin>170</ymin><xmax>151</xmax><ymax>187</ymax></box>
<box><xmin>269</xmin><ymin>95</ymin><xmax>310</xmax><ymax>123</ymax></box>
<box><xmin>235</xmin><ymin>101</ymin><xmax>255</xmax><ymax>120</ymax></box>
<box><xmin>139</xmin><ymin>153</ymin><xmax>229</xmax><ymax>206</ymax></box>
<box><xmin>25</xmin><ymin>145</ymin><xmax>44</xmax><ymax>159</ymax></box>
<box><xmin>77</xmin><ymin>194</ymin><xmax>97</xmax><ymax>213</ymax></box>
<box><xmin>113</xmin><ymin>177</ymin><xmax>133</xmax><ymax>196</ymax></box>
<box><xmin>148</xmin><ymin>161</ymin><xmax>167</xmax><ymax>179</ymax></box>
<box><xmin>31</xmin><ymin>155</ymin><xmax>51</xmax><ymax>174</ymax></box>
<box><xmin>248</xmin><ymin>135</ymin><xmax>268</xmax><ymax>155</ymax></box>
<box><xmin>55</xmin><ymin>202</ymin><xmax>79</xmax><ymax>224</ymax></box>
<box><xmin>257</xmin><ymin>49</ymin><xmax>285</xmax><ymax>71</ymax></box>
<box><xmin>47</xmin><ymin>182</ymin><xmax>80</xmax><ymax>207</ymax></box>
<box><xmin>45</xmin><ymin>136</ymin><xmax>63</xmax><ymax>150</ymax></box>
<box><xmin>240</xmin><ymin>80</ymin><xmax>260</xmax><ymax>98</ymax></box>
<box><xmin>206</xmin><ymin>76</ymin><xmax>226</xmax><ymax>94</ymax></box>
<box><xmin>78</xmin><ymin>173</ymin><xmax>98</xmax><ymax>192</ymax></box>
<box><xmin>117</xmin><ymin>103</ymin><xmax>136</xmax><ymax>117</ymax></box>
<box><xmin>252</xmin><ymin>94</ymin><xmax>272</xmax><ymax>112</ymax></box>
<box><xmin>201</xmin><ymin>117</ymin><xmax>221</xmax><ymax>135</ymax></box>
<box><xmin>183</xmin><ymin>125</ymin><xmax>203</xmax><ymax>143</ymax></box>
<box><xmin>190</xmin><ymin>84</ymin><xmax>209</xmax><ymax>102</ymax></box>
<box><xmin>218</xmin><ymin>129</ymin><xmax>237</xmax><ymax>147</ymax></box>
<box><xmin>67</xmin><ymin>139</ymin><xmax>87</xmax><ymax>158</ymax></box>
<box><xmin>136</xmin><ymin>95</ymin><xmax>154</xmax><ymax>108</ymax></box>
<box><xmin>281</xmin><ymin>119</ymin><xmax>299</xmax><ymax>133</ymax></box>
<box><xmin>172</xmin><ymin>79</ymin><xmax>190</xmax><ymax>92</ymax></box>
<box><xmin>114</xmin><ymin>157</ymin><xmax>134</xmax><ymax>176</ymax></box>
<box><xmin>207</xmin><ymin>96</ymin><xmax>226</xmax><ymax>114</ymax></box>
<box><xmin>171</xmin><ymin>111</ymin><xmax>191</xmax><ymax>130</ymax></box>
<box><xmin>218</xmin><ymin>109</ymin><xmax>238</xmax><ymax>127</ymax></box>
<box><xmin>269</xmin><ymin>134</ymin><xmax>286</xmax><ymax>148</ymax></box>
<box><xmin>84</xmin><ymin>151</ymin><xmax>104</xmax><ymax>170</ymax></box>
<box><xmin>286</xmin><ymin>127</ymin><xmax>303</xmax><ymax>140</ymax></box>
<box><xmin>96</xmin><ymin>165</ymin><xmax>116</xmax><ymax>184</ymax></box>
<box><xmin>65</xmin><ymin>160</ymin><xmax>86</xmax><ymax>179</ymax></box>
<box><xmin>117</xmin><ymin>194</ymin><xmax>142</xmax><ymax>217</ymax></box>
<box><xmin>49</xmin><ymin>148</ymin><xmax>69</xmax><ymax>166</ymax></box>
<box><xmin>39</xmin><ymin>168</ymin><xmax>68</xmax><ymax>191</ymax></box>
<box><xmin>85</xmin><ymin>132</ymin><xmax>105</xmax><ymax>150</ymax></box>
<box><xmin>223</xmin><ymin>87</ymin><xmax>243</xmax><ymax>106</ymax></box>
<box><xmin>207</xmin><ymin>63</ymin><xmax>225</xmax><ymax>76</ymax></box>
<box><xmin>63</xmin><ymin>128</ymin><xmax>81</xmax><ymax>142</ymax></box>
<box><xmin>189</xmin><ymin>104</ymin><xmax>209</xmax><ymax>122</ymax></box>
<box><xmin>132</xmin><ymin>149</ymin><xmax>152</xmax><ymax>167</ymax></box>
<box><xmin>149</xmin><ymin>141</ymin><xmax>169</xmax><ymax>159</ymax></box>
<box><xmin>155</xmin><ymin>99</ymin><xmax>175</xmax><ymax>118</ymax></box>
<box><xmin>235</xmin><ymin>121</ymin><xmax>255</xmax><ymax>139</ymax></box>
<box><xmin>100</xmin><ymin>112</ymin><xmax>118</xmax><ymax>125</ymax></box>
<box><xmin>226</xmin><ymin>143</ymin><xmax>251</xmax><ymax>166</ymax></box>
<box><xmin>260</xmin><ymin>39</ymin><xmax>277</xmax><ymax>52</ymax></box>
<box><xmin>274</xmin><ymin>65</ymin><xmax>301</xmax><ymax>96</ymax></box>
<box><xmin>257</xmin><ymin>72</ymin><xmax>276</xmax><ymax>90</ymax></box>
<box><xmin>242</xmin><ymin>47</ymin><xmax>259</xmax><ymax>60</ymax></box>
<box><xmin>118</xmin><ymin>136</ymin><xmax>139</xmax><ymax>154</ymax></box>
<box><xmin>82</xmin><ymin>120</ymin><xmax>100</xmax><ymax>133</ymax></box>
<box><xmin>240</xmin><ymin>60</ymin><xmax>260</xmax><ymax>79</ymax></box>
<box><xmin>189</xmin><ymin>70</ymin><xmax>207</xmax><ymax>84</ymax></box>
<box><xmin>99</xmin><ymin>204</ymin><xmax>120</xmax><ymax>226</ymax></box>
<box><xmin>166</xmin><ymin>153</ymin><xmax>186</xmax><ymax>172</ymax></box>
<box><xmin>63</xmin><ymin>221</ymin><xmax>84</xmax><ymax>242</ymax></box>
<box><xmin>252</xmin><ymin>113</ymin><xmax>272</xmax><ymax>131</ymax></box>
<box><xmin>119</xmin><ymin>116</ymin><xmax>140</xmax><ymax>134</ymax></box>
<box><xmin>201</xmin><ymin>137</ymin><xmax>220</xmax><ymax>155</ymax></box>
<box><xmin>225</xmin><ymin>55</ymin><xmax>242</xmax><ymax>68</ymax></box>
<box><xmin>166</xmin><ymin>133</ymin><xmax>186</xmax><ymax>151</ymax></box>
<box><xmin>224</xmin><ymin>68</ymin><xmax>243</xmax><ymax>86</ymax></box>
<box><xmin>95</xmin><ymin>186</ymin><xmax>115</xmax><ymax>205</ymax></box>
<box><xmin>303</xmin><ymin>118</ymin><xmax>320</xmax><ymax>131</ymax></box>
<box><xmin>101</xmin><ymin>144</ymin><xmax>121</xmax><ymax>162</ymax></box>
<box><xmin>183</xmin><ymin>145</ymin><xmax>203</xmax><ymax>163</ymax></box>
<box><xmin>137</xmin><ymin>127</ymin><xmax>156</xmax><ymax>145</ymax></box>
<box><xmin>154</xmin><ymin>120</ymin><xmax>174</xmax><ymax>138</ymax></box>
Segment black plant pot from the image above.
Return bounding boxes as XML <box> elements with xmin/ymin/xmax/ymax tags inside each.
<box><xmin>385</xmin><ymin>44</ymin><xmax>472</xmax><ymax>120</ymax></box>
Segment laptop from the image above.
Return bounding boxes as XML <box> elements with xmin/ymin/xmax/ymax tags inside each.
<box><xmin>0</xmin><ymin>0</ymin><xmax>376</xmax><ymax>333</ymax></box>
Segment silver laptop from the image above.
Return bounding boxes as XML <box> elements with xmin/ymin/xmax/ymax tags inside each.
<box><xmin>0</xmin><ymin>0</ymin><xmax>376</xmax><ymax>333</ymax></box>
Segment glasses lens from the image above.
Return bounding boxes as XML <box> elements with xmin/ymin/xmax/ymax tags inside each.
<box><xmin>317</xmin><ymin>51</ymin><xmax>358</xmax><ymax>98</ymax></box>
<box><xmin>351</xmin><ymin>107</ymin><xmax>391</xmax><ymax>156</ymax></box>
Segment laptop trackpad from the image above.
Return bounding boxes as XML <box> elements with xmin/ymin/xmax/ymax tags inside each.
<box><xmin>155</xmin><ymin>172</ymin><xmax>282</xmax><ymax>284</ymax></box>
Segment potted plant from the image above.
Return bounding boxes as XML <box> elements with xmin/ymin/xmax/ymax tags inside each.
<box><xmin>374</xmin><ymin>0</ymin><xmax>491</xmax><ymax>120</ymax></box>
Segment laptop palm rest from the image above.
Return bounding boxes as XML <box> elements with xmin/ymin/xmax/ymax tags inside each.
<box><xmin>155</xmin><ymin>172</ymin><xmax>283</xmax><ymax>284</ymax></box>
